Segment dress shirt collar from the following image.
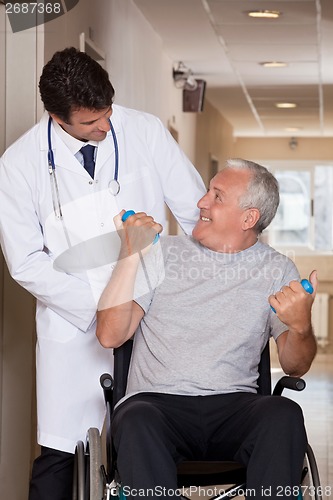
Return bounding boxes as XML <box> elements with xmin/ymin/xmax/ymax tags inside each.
<box><xmin>52</xmin><ymin>118</ymin><xmax>99</xmax><ymax>155</ymax></box>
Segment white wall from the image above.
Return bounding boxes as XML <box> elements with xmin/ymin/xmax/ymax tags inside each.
<box><xmin>0</xmin><ymin>6</ymin><xmax>5</xmax><ymax>156</ymax></box>
<box><xmin>90</xmin><ymin>0</ymin><xmax>197</xmax><ymax>161</ymax></box>
<box><xmin>0</xmin><ymin>8</ymin><xmax>43</xmax><ymax>499</ymax></box>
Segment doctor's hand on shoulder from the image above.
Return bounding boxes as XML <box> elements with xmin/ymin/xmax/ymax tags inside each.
<box><xmin>114</xmin><ymin>210</ymin><xmax>163</xmax><ymax>259</ymax></box>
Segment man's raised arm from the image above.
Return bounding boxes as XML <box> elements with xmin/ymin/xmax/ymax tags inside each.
<box><xmin>96</xmin><ymin>211</ymin><xmax>162</xmax><ymax>348</ymax></box>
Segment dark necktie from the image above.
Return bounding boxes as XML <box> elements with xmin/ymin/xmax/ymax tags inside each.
<box><xmin>80</xmin><ymin>144</ymin><xmax>96</xmax><ymax>178</ymax></box>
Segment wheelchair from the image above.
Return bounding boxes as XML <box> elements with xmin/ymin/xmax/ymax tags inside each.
<box><xmin>72</xmin><ymin>339</ymin><xmax>322</xmax><ymax>500</ymax></box>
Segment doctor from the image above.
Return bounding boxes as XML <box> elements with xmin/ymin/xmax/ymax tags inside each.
<box><xmin>0</xmin><ymin>47</ymin><xmax>206</xmax><ymax>500</ymax></box>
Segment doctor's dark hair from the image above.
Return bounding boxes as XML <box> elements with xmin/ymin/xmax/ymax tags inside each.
<box><xmin>39</xmin><ymin>47</ymin><xmax>115</xmax><ymax>123</ymax></box>
<box><xmin>224</xmin><ymin>158</ymin><xmax>280</xmax><ymax>234</ymax></box>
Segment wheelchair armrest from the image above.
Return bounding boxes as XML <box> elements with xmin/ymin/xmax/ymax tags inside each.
<box><xmin>272</xmin><ymin>375</ymin><xmax>306</xmax><ymax>396</ymax></box>
<box><xmin>100</xmin><ymin>373</ymin><xmax>114</xmax><ymax>407</ymax></box>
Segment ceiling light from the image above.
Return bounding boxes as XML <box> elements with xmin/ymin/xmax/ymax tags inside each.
<box><xmin>275</xmin><ymin>102</ymin><xmax>297</xmax><ymax>109</ymax></box>
<box><xmin>260</xmin><ymin>61</ymin><xmax>288</xmax><ymax>68</ymax></box>
<box><xmin>247</xmin><ymin>10</ymin><xmax>281</xmax><ymax>19</ymax></box>
<box><xmin>285</xmin><ymin>127</ymin><xmax>301</xmax><ymax>132</ymax></box>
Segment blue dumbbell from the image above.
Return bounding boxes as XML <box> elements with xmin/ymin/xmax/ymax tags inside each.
<box><xmin>121</xmin><ymin>210</ymin><xmax>160</xmax><ymax>244</ymax></box>
<box><xmin>300</xmin><ymin>279</ymin><xmax>314</xmax><ymax>294</ymax></box>
<box><xmin>121</xmin><ymin>210</ymin><xmax>136</xmax><ymax>222</ymax></box>
<box><xmin>271</xmin><ymin>279</ymin><xmax>313</xmax><ymax>313</ymax></box>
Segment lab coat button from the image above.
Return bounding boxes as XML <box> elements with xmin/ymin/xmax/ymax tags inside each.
<box><xmin>89</xmin><ymin>180</ymin><xmax>93</xmax><ymax>185</ymax></box>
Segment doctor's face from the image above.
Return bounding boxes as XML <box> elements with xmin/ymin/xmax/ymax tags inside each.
<box><xmin>51</xmin><ymin>106</ymin><xmax>112</xmax><ymax>142</ymax></box>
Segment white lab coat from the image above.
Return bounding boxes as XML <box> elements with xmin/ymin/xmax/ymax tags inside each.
<box><xmin>0</xmin><ymin>105</ymin><xmax>206</xmax><ymax>453</ymax></box>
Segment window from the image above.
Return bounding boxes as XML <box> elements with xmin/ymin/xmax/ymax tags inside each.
<box><xmin>314</xmin><ymin>166</ymin><xmax>333</xmax><ymax>251</ymax></box>
<box><xmin>265</xmin><ymin>162</ymin><xmax>333</xmax><ymax>254</ymax></box>
<box><xmin>270</xmin><ymin>170</ymin><xmax>311</xmax><ymax>247</ymax></box>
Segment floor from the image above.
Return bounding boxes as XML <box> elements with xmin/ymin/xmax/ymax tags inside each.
<box><xmin>271</xmin><ymin>352</ymin><xmax>333</xmax><ymax>497</ymax></box>
<box><xmin>183</xmin><ymin>352</ymin><xmax>333</xmax><ymax>499</ymax></box>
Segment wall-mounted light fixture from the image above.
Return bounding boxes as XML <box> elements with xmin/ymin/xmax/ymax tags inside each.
<box><xmin>289</xmin><ymin>137</ymin><xmax>298</xmax><ymax>150</ymax></box>
<box><xmin>173</xmin><ymin>62</ymin><xmax>198</xmax><ymax>91</ymax></box>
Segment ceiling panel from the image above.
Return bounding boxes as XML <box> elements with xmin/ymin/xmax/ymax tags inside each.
<box><xmin>134</xmin><ymin>0</ymin><xmax>333</xmax><ymax>137</ymax></box>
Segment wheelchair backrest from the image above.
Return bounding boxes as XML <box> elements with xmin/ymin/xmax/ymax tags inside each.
<box><xmin>112</xmin><ymin>339</ymin><xmax>272</xmax><ymax>409</ymax></box>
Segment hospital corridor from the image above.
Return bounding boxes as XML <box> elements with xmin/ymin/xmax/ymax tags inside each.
<box><xmin>1</xmin><ymin>1</ymin><xmax>333</xmax><ymax>499</ymax></box>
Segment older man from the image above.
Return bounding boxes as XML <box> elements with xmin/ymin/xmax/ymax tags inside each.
<box><xmin>97</xmin><ymin>158</ymin><xmax>317</xmax><ymax>500</ymax></box>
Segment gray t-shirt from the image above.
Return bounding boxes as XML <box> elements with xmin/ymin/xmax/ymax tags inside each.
<box><xmin>126</xmin><ymin>236</ymin><xmax>299</xmax><ymax>400</ymax></box>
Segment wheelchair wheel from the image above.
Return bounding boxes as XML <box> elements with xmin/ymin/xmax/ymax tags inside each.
<box><xmin>72</xmin><ymin>428</ymin><xmax>104</xmax><ymax>500</ymax></box>
<box><xmin>86</xmin><ymin>427</ymin><xmax>104</xmax><ymax>500</ymax></box>
<box><xmin>73</xmin><ymin>440</ymin><xmax>85</xmax><ymax>500</ymax></box>
<box><xmin>300</xmin><ymin>444</ymin><xmax>322</xmax><ymax>500</ymax></box>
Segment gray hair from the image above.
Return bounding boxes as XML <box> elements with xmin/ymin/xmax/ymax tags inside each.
<box><xmin>224</xmin><ymin>158</ymin><xmax>279</xmax><ymax>233</ymax></box>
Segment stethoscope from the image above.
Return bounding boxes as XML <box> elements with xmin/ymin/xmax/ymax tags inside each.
<box><xmin>47</xmin><ymin>116</ymin><xmax>120</xmax><ymax>220</ymax></box>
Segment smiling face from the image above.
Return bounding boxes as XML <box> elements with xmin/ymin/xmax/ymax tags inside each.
<box><xmin>51</xmin><ymin>106</ymin><xmax>112</xmax><ymax>142</ymax></box>
<box><xmin>192</xmin><ymin>167</ymin><xmax>260</xmax><ymax>253</ymax></box>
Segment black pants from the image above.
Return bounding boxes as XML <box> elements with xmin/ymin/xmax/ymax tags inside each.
<box><xmin>28</xmin><ymin>447</ymin><xmax>74</xmax><ymax>500</ymax></box>
<box><xmin>112</xmin><ymin>392</ymin><xmax>307</xmax><ymax>500</ymax></box>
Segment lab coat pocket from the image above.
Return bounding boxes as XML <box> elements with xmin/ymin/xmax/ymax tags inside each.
<box><xmin>117</xmin><ymin>167</ymin><xmax>156</xmax><ymax>212</ymax></box>
<box><xmin>36</xmin><ymin>304</ymin><xmax>79</xmax><ymax>343</ymax></box>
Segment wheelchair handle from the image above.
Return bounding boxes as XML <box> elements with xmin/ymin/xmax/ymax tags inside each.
<box><xmin>121</xmin><ymin>210</ymin><xmax>160</xmax><ymax>244</ymax></box>
<box><xmin>100</xmin><ymin>373</ymin><xmax>114</xmax><ymax>407</ymax></box>
<box><xmin>271</xmin><ymin>279</ymin><xmax>313</xmax><ymax>313</ymax></box>
<box><xmin>273</xmin><ymin>375</ymin><xmax>306</xmax><ymax>396</ymax></box>
<box><xmin>100</xmin><ymin>373</ymin><xmax>114</xmax><ymax>391</ymax></box>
